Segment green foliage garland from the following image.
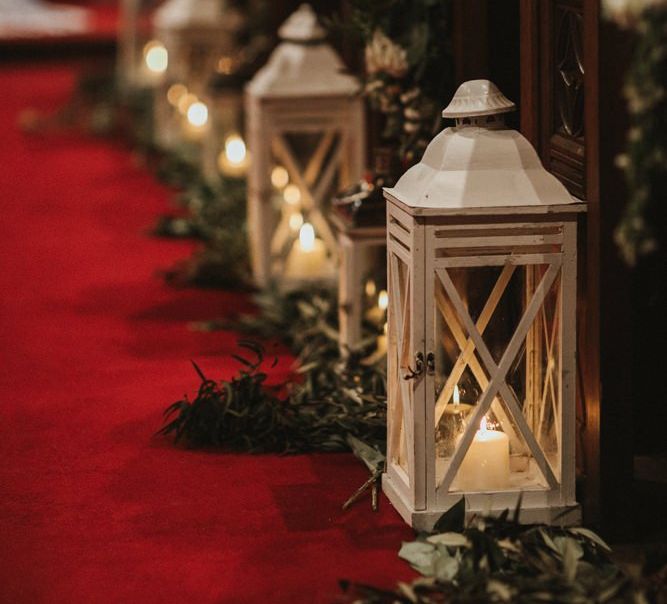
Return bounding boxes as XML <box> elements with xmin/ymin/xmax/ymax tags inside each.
<box><xmin>162</xmin><ymin>286</ymin><xmax>388</xmax><ymax>454</ymax></box>
<box><xmin>341</xmin><ymin>499</ymin><xmax>667</xmax><ymax>603</ymax></box>
<box><xmin>333</xmin><ymin>0</ymin><xmax>453</xmax><ymax>166</ymax></box>
<box><xmin>606</xmin><ymin>2</ymin><xmax>667</xmax><ymax>266</ymax></box>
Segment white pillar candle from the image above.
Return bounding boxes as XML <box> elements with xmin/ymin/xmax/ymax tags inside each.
<box><xmin>285</xmin><ymin>223</ymin><xmax>328</xmax><ymax>279</ymax></box>
<box><xmin>455</xmin><ymin>417</ymin><xmax>510</xmax><ymax>491</ymax></box>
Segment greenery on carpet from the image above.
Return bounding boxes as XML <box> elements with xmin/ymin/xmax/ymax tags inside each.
<box><xmin>340</xmin><ymin>498</ymin><xmax>667</xmax><ymax>603</ymax></box>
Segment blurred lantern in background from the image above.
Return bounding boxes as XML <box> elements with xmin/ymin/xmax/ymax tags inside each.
<box><xmin>201</xmin><ymin>49</ymin><xmax>263</xmax><ymax>182</ymax></box>
<box><xmin>381</xmin><ymin>80</ymin><xmax>586</xmax><ymax>530</ymax></box>
<box><xmin>117</xmin><ymin>0</ymin><xmax>167</xmax><ymax>93</ymax></box>
<box><xmin>331</xmin><ymin>149</ymin><xmax>399</xmax><ymax>358</ymax></box>
<box><xmin>245</xmin><ymin>3</ymin><xmax>365</xmax><ymax>288</ymax></box>
<box><xmin>151</xmin><ymin>0</ymin><xmax>245</xmax><ymax>153</ymax></box>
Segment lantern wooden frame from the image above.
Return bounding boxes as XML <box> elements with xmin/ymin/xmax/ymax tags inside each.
<box><xmin>245</xmin><ymin>5</ymin><xmax>365</xmax><ymax>288</ymax></box>
<box><xmin>334</xmin><ymin>219</ymin><xmax>386</xmax><ymax>355</ymax></box>
<box><xmin>381</xmin><ymin>80</ymin><xmax>587</xmax><ymax>531</ymax></box>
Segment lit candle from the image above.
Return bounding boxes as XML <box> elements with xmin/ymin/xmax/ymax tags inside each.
<box><xmin>284</xmin><ymin>223</ymin><xmax>328</xmax><ymax>280</ymax></box>
<box><xmin>366</xmin><ymin>289</ymin><xmax>389</xmax><ymax>324</ymax></box>
<box><xmin>376</xmin><ymin>321</ymin><xmax>388</xmax><ymax>355</ymax></box>
<box><xmin>455</xmin><ymin>416</ymin><xmax>510</xmax><ymax>491</ymax></box>
<box><xmin>217</xmin><ymin>134</ymin><xmax>248</xmax><ymax>177</ymax></box>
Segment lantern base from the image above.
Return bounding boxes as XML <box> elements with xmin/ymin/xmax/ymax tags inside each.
<box><xmin>382</xmin><ymin>473</ymin><xmax>581</xmax><ymax>531</ymax></box>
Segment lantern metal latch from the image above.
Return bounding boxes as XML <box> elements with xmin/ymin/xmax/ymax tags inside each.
<box><xmin>404</xmin><ymin>352</ymin><xmax>425</xmax><ymax>380</ymax></box>
<box><xmin>426</xmin><ymin>352</ymin><xmax>436</xmax><ymax>375</ymax></box>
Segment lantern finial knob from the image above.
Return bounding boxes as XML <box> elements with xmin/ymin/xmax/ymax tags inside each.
<box><xmin>278</xmin><ymin>3</ymin><xmax>326</xmax><ymax>43</ymax></box>
<box><xmin>442</xmin><ymin>79</ymin><xmax>516</xmax><ymax>120</ymax></box>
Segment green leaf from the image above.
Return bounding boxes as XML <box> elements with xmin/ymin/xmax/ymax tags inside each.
<box><xmin>426</xmin><ymin>532</ymin><xmax>469</xmax><ymax>548</ymax></box>
<box><xmin>398</xmin><ymin>541</ymin><xmax>436</xmax><ymax>574</ymax></box>
<box><xmin>433</xmin><ymin>498</ymin><xmax>465</xmax><ymax>534</ymax></box>
<box><xmin>568</xmin><ymin>527</ymin><xmax>612</xmax><ymax>552</ymax></box>
<box><xmin>432</xmin><ymin>553</ymin><xmax>459</xmax><ymax>582</ymax></box>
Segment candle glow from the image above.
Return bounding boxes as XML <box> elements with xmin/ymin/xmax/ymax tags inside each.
<box><xmin>283</xmin><ymin>184</ymin><xmax>301</xmax><ymax>205</ymax></box>
<box><xmin>299</xmin><ymin>223</ymin><xmax>315</xmax><ymax>252</ymax></box>
<box><xmin>271</xmin><ymin>166</ymin><xmax>289</xmax><ymax>189</ymax></box>
<box><xmin>143</xmin><ymin>41</ymin><xmax>168</xmax><ymax>74</ymax></box>
<box><xmin>224</xmin><ymin>135</ymin><xmax>246</xmax><ymax>164</ymax></box>
<box><xmin>289</xmin><ymin>212</ymin><xmax>304</xmax><ymax>231</ymax></box>
<box><xmin>378</xmin><ymin>290</ymin><xmax>389</xmax><ymax>311</ymax></box>
<box><xmin>186</xmin><ymin>101</ymin><xmax>208</xmax><ymax>127</ymax></box>
<box><xmin>167</xmin><ymin>83</ymin><xmax>187</xmax><ymax>106</ymax></box>
<box><xmin>365</xmin><ymin>279</ymin><xmax>377</xmax><ymax>298</ymax></box>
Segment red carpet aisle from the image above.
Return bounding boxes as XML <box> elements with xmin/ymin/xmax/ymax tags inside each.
<box><xmin>0</xmin><ymin>64</ymin><xmax>414</xmax><ymax>604</ymax></box>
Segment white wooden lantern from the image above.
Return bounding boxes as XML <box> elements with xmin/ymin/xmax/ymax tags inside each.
<box><xmin>245</xmin><ymin>4</ymin><xmax>365</xmax><ymax>288</ymax></box>
<box><xmin>117</xmin><ymin>0</ymin><xmax>167</xmax><ymax>93</ymax></box>
<box><xmin>382</xmin><ymin>80</ymin><xmax>587</xmax><ymax>530</ymax></box>
<box><xmin>152</xmin><ymin>0</ymin><xmax>243</xmax><ymax>151</ymax></box>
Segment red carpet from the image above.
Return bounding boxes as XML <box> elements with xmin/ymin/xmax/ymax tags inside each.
<box><xmin>0</xmin><ymin>64</ymin><xmax>414</xmax><ymax>603</ymax></box>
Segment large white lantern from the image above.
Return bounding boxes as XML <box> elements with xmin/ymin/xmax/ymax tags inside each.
<box><xmin>382</xmin><ymin>80</ymin><xmax>587</xmax><ymax>530</ymax></box>
<box><xmin>152</xmin><ymin>0</ymin><xmax>243</xmax><ymax>151</ymax></box>
<box><xmin>245</xmin><ymin>4</ymin><xmax>365</xmax><ymax>288</ymax></box>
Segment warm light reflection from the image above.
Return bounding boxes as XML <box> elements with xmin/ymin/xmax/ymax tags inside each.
<box><xmin>143</xmin><ymin>41</ymin><xmax>168</xmax><ymax>73</ymax></box>
<box><xmin>186</xmin><ymin>101</ymin><xmax>208</xmax><ymax>127</ymax></box>
<box><xmin>224</xmin><ymin>134</ymin><xmax>246</xmax><ymax>164</ymax></box>
<box><xmin>299</xmin><ymin>223</ymin><xmax>315</xmax><ymax>252</ymax></box>
<box><xmin>289</xmin><ymin>212</ymin><xmax>304</xmax><ymax>231</ymax></box>
<box><xmin>365</xmin><ymin>279</ymin><xmax>377</xmax><ymax>298</ymax></box>
<box><xmin>377</xmin><ymin>290</ymin><xmax>389</xmax><ymax>311</ymax></box>
<box><xmin>271</xmin><ymin>166</ymin><xmax>289</xmax><ymax>189</ymax></box>
<box><xmin>283</xmin><ymin>184</ymin><xmax>301</xmax><ymax>205</ymax></box>
<box><xmin>167</xmin><ymin>83</ymin><xmax>187</xmax><ymax>106</ymax></box>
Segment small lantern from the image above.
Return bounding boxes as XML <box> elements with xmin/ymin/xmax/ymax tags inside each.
<box><xmin>117</xmin><ymin>0</ymin><xmax>166</xmax><ymax>93</ymax></box>
<box><xmin>331</xmin><ymin>149</ymin><xmax>400</xmax><ymax>356</ymax></box>
<box><xmin>201</xmin><ymin>56</ymin><xmax>254</xmax><ymax>182</ymax></box>
<box><xmin>245</xmin><ymin>4</ymin><xmax>365</xmax><ymax>288</ymax></box>
<box><xmin>382</xmin><ymin>80</ymin><xmax>586</xmax><ymax>530</ymax></box>
<box><xmin>152</xmin><ymin>0</ymin><xmax>243</xmax><ymax>152</ymax></box>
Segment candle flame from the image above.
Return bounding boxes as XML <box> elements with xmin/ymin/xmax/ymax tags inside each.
<box><xmin>453</xmin><ymin>384</ymin><xmax>460</xmax><ymax>405</ymax></box>
<box><xmin>378</xmin><ymin>290</ymin><xmax>388</xmax><ymax>311</ymax></box>
<box><xmin>480</xmin><ymin>416</ymin><xmax>487</xmax><ymax>434</ymax></box>
<box><xmin>224</xmin><ymin>135</ymin><xmax>246</xmax><ymax>164</ymax></box>
<box><xmin>144</xmin><ymin>41</ymin><xmax>168</xmax><ymax>73</ymax></box>
<box><xmin>186</xmin><ymin>101</ymin><xmax>208</xmax><ymax>127</ymax></box>
<box><xmin>299</xmin><ymin>223</ymin><xmax>315</xmax><ymax>252</ymax></box>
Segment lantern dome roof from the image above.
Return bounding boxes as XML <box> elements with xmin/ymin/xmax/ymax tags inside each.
<box><xmin>246</xmin><ymin>4</ymin><xmax>359</xmax><ymax>98</ymax></box>
<box><xmin>154</xmin><ymin>0</ymin><xmax>241</xmax><ymax>32</ymax></box>
<box><xmin>442</xmin><ymin>79</ymin><xmax>516</xmax><ymax>118</ymax></box>
<box><xmin>278</xmin><ymin>3</ymin><xmax>326</xmax><ymax>42</ymax></box>
<box><xmin>387</xmin><ymin>82</ymin><xmax>574</xmax><ymax>210</ymax></box>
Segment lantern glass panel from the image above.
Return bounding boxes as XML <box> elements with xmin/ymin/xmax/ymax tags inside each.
<box><xmin>431</xmin><ymin>261</ymin><xmax>563</xmax><ymax>494</ymax></box>
<box><xmin>268</xmin><ymin>130</ymin><xmax>343</xmax><ymax>278</ymax></box>
<box><xmin>387</xmin><ymin>251</ymin><xmax>412</xmax><ymax>477</ymax></box>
